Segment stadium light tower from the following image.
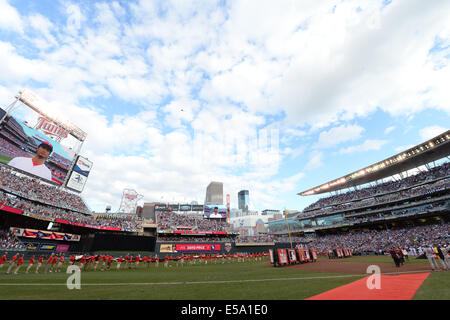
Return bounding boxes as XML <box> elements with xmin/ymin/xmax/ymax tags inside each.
<box><xmin>118</xmin><ymin>189</ymin><xmax>144</xmax><ymax>214</ymax></box>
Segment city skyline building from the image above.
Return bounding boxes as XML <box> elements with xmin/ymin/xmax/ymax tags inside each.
<box><xmin>205</xmin><ymin>181</ymin><xmax>224</xmax><ymax>205</ymax></box>
<box><xmin>238</xmin><ymin>190</ymin><xmax>249</xmax><ymax>213</ymax></box>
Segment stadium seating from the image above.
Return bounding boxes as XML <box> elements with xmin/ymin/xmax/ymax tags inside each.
<box><xmin>0</xmin><ymin>165</ymin><xmax>89</xmax><ymax>213</ymax></box>
<box><xmin>156</xmin><ymin>211</ymin><xmax>230</xmax><ymax>232</ymax></box>
<box><xmin>0</xmin><ymin>228</ymin><xmax>26</xmax><ymax>250</ymax></box>
<box><xmin>302</xmin><ymin>162</ymin><xmax>450</xmax><ymax>215</ymax></box>
<box><xmin>304</xmin><ymin>222</ymin><xmax>449</xmax><ymax>254</ymax></box>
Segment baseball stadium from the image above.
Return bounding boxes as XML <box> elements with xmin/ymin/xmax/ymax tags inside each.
<box><xmin>0</xmin><ymin>89</ymin><xmax>448</xmax><ymax>302</ymax></box>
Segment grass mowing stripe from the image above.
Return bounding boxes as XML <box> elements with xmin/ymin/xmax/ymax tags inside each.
<box><xmin>0</xmin><ymin>273</ymin><xmax>366</xmax><ymax>286</ymax></box>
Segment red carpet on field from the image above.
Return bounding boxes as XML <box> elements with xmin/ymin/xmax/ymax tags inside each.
<box><xmin>306</xmin><ymin>273</ymin><xmax>430</xmax><ymax>300</ymax></box>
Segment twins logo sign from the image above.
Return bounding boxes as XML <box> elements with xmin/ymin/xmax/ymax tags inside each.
<box><xmin>225</xmin><ymin>243</ymin><xmax>232</xmax><ymax>253</ymax></box>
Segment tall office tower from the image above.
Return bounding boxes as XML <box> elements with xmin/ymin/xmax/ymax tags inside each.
<box><xmin>205</xmin><ymin>181</ymin><xmax>224</xmax><ymax>205</ymax></box>
<box><xmin>238</xmin><ymin>190</ymin><xmax>249</xmax><ymax>213</ymax></box>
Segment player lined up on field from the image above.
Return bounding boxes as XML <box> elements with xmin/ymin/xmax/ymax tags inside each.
<box><xmin>1</xmin><ymin>251</ymin><xmax>269</xmax><ymax>274</ymax></box>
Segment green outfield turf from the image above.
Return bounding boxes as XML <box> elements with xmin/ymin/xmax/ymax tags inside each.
<box><xmin>0</xmin><ymin>258</ymin><xmax>363</xmax><ymax>300</ymax></box>
<box><xmin>412</xmin><ymin>270</ymin><xmax>450</xmax><ymax>300</ymax></box>
<box><xmin>0</xmin><ymin>256</ymin><xmax>447</xmax><ymax>300</ymax></box>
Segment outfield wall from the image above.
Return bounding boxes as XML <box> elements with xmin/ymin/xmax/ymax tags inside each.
<box><xmin>11</xmin><ymin>232</ymin><xmax>156</xmax><ymax>256</ymax></box>
<box><xmin>89</xmin><ymin>233</ymin><xmax>156</xmax><ymax>252</ymax></box>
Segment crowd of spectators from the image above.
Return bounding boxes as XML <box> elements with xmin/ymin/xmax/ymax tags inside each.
<box><xmin>0</xmin><ymin>190</ymin><xmax>143</xmax><ymax>231</ymax></box>
<box><xmin>268</xmin><ymin>199</ymin><xmax>449</xmax><ymax>234</ymax></box>
<box><xmin>45</xmin><ymin>163</ymin><xmax>66</xmax><ymax>181</ymax></box>
<box><xmin>303</xmin><ymin>162</ymin><xmax>450</xmax><ymax>214</ymax></box>
<box><xmin>50</xmin><ymin>153</ymin><xmax>71</xmax><ymax>169</ymax></box>
<box><xmin>343</xmin><ymin>201</ymin><xmax>448</xmax><ymax>225</ymax></box>
<box><xmin>300</xmin><ymin>176</ymin><xmax>450</xmax><ymax>218</ymax></box>
<box><xmin>234</xmin><ymin>222</ymin><xmax>449</xmax><ymax>255</ymax></box>
<box><xmin>0</xmin><ymin>228</ymin><xmax>26</xmax><ymax>250</ymax></box>
<box><xmin>0</xmin><ymin>165</ymin><xmax>89</xmax><ymax>213</ymax></box>
<box><xmin>1</xmin><ymin>130</ymin><xmax>27</xmax><ymax>143</ymax></box>
<box><xmin>156</xmin><ymin>211</ymin><xmax>230</xmax><ymax>232</ymax></box>
<box><xmin>92</xmin><ymin>214</ymin><xmax>143</xmax><ymax>230</ymax></box>
<box><xmin>0</xmin><ymin>136</ymin><xmax>29</xmax><ymax>159</ymax></box>
<box><xmin>157</xmin><ymin>235</ymin><xmax>234</xmax><ymax>242</ymax></box>
<box><xmin>304</xmin><ymin>222</ymin><xmax>449</xmax><ymax>254</ymax></box>
<box><xmin>235</xmin><ymin>235</ymin><xmax>276</xmax><ymax>243</ymax></box>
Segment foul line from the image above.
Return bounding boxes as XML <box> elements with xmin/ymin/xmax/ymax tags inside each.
<box><xmin>0</xmin><ymin>274</ymin><xmax>365</xmax><ymax>286</ymax></box>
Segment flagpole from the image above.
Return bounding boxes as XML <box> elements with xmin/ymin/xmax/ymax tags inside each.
<box><xmin>284</xmin><ymin>209</ymin><xmax>293</xmax><ymax>249</ymax></box>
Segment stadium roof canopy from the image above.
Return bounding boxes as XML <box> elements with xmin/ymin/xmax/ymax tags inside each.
<box><xmin>299</xmin><ymin>130</ymin><xmax>450</xmax><ymax>196</ymax></box>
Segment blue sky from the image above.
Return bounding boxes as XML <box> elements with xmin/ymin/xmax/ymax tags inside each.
<box><xmin>0</xmin><ymin>0</ymin><xmax>449</xmax><ymax>213</ymax></box>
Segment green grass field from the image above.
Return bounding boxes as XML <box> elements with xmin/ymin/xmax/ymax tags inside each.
<box><xmin>0</xmin><ymin>256</ymin><xmax>448</xmax><ymax>300</ymax></box>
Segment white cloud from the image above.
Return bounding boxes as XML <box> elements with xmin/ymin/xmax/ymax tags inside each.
<box><xmin>0</xmin><ymin>0</ymin><xmax>23</xmax><ymax>33</ymax></box>
<box><xmin>316</xmin><ymin>124</ymin><xmax>364</xmax><ymax>148</ymax></box>
<box><xmin>419</xmin><ymin>126</ymin><xmax>447</xmax><ymax>141</ymax></box>
<box><xmin>384</xmin><ymin>126</ymin><xmax>396</xmax><ymax>134</ymax></box>
<box><xmin>305</xmin><ymin>151</ymin><xmax>323</xmax><ymax>170</ymax></box>
<box><xmin>27</xmin><ymin>14</ymin><xmax>58</xmax><ymax>50</ymax></box>
<box><xmin>265</xmin><ymin>0</ymin><xmax>450</xmax><ymax>126</ymax></box>
<box><xmin>65</xmin><ymin>3</ymin><xmax>86</xmax><ymax>35</ymax></box>
<box><xmin>339</xmin><ymin>139</ymin><xmax>388</xmax><ymax>154</ymax></box>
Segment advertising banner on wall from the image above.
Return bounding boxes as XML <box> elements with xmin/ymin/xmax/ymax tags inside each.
<box><xmin>40</xmin><ymin>244</ymin><xmax>57</xmax><ymax>251</ymax></box>
<box><xmin>159</xmin><ymin>244</ymin><xmax>222</xmax><ymax>252</ymax></box>
<box><xmin>175</xmin><ymin>244</ymin><xmax>222</xmax><ymax>251</ymax></box>
<box><xmin>11</xmin><ymin>227</ymin><xmax>80</xmax><ymax>241</ymax></box>
<box><xmin>56</xmin><ymin>244</ymin><xmax>70</xmax><ymax>252</ymax></box>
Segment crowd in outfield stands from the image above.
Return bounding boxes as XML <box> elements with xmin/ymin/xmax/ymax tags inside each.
<box><xmin>156</xmin><ymin>211</ymin><xmax>230</xmax><ymax>232</ymax></box>
<box><xmin>303</xmin><ymin>162</ymin><xmax>450</xmax><ymax>214</ymax></box>
<box><xmin>0</xmin><ymin>228</ymin><xmax>26</xmax><ymax>250</ymax></box>
<box><xmin>235</xmin><ymin>235</ymin><xmax>276</xmax><ymax>243</ymax></box>
<box><xmin>1</xmin><ymin>164</ymin><xmax>233</xmax><ymax>233</ymax></box>
<box><xmin>157</xmin><ymin>235</ymin><xmax>233</xmax><ymax>242</ymax></box>
<box><xmin>0</xmin><ymin>190</ymin><xmax>142</xmax><ymax>231</ymax></box>
<box><xmin>0</xmin><ymin>166</ymin><xmax>89</xmax><ymax>212</ymax></box>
